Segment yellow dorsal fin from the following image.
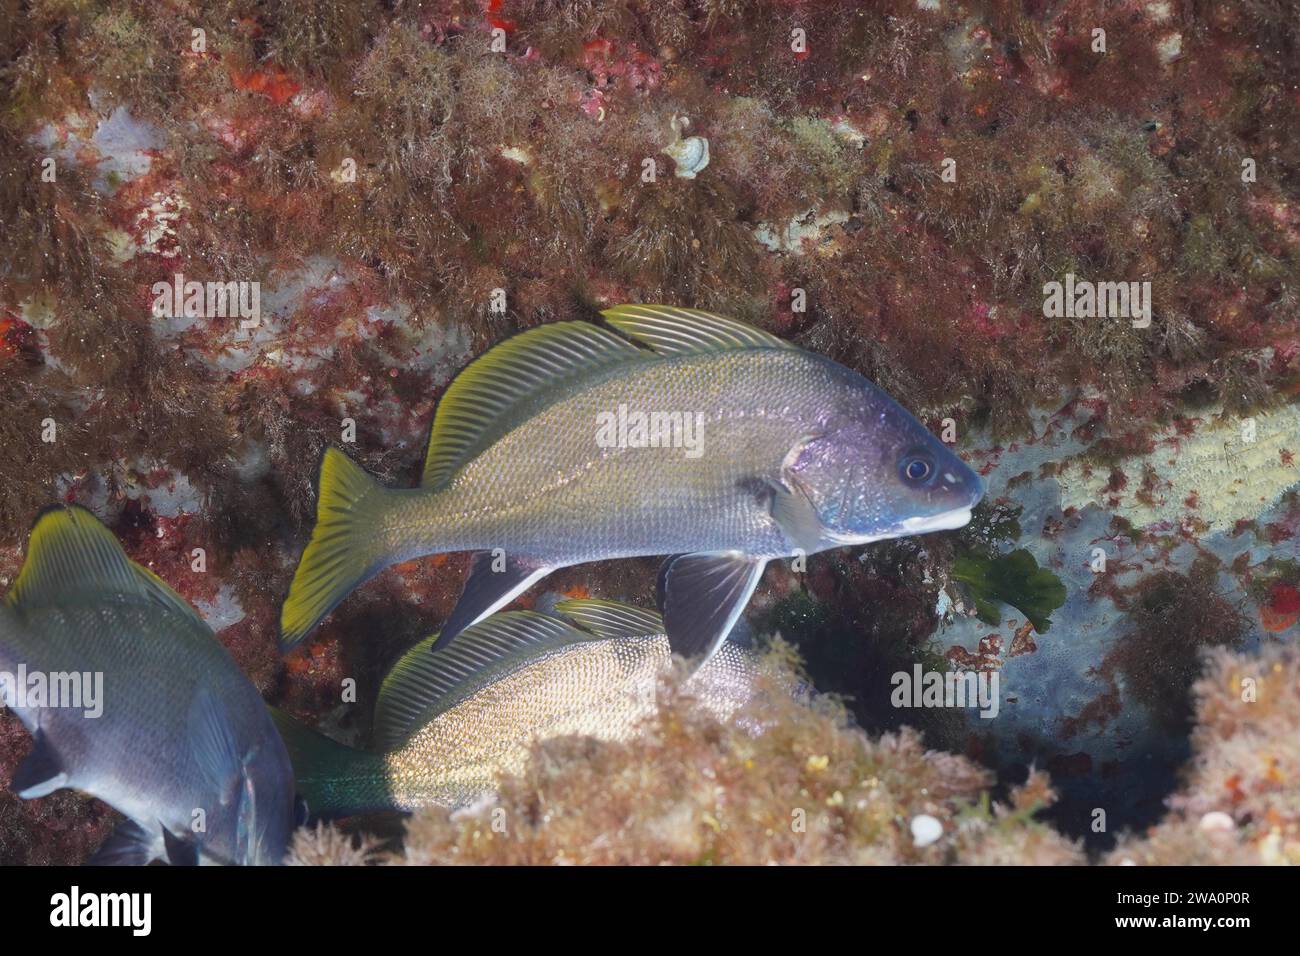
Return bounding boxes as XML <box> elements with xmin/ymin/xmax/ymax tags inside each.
<box><xmin>600</xmin><ymin>304</ymin><xmax>793</xmax><ymax>355</ymax></box>
<box><xmin>7</xmin><ymin>506</ymin><xmax>204</xmax><ymax>626</ymax></box>
<box><xmin>421</xmin><ymin>321</ymin><xmax>642</xmax><ymax>487</ymax></box>
<box><xmin>373</xmin><ymin>610</ymin><xmax>597</xmax><ymax>750</ymax></box>
<box><xmin>554</xmin><ymin>598</ymin><xmax>664</xmax><ymax>639</ymax></box>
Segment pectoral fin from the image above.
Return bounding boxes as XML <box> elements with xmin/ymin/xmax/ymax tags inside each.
<box><xmin>766</xmin><ymin>474</ymin><xmax>823</xmax><ymax>554</ymax></box>
<box><xmin>187</xmin><ymin>687</ymin><xmax>240</xmax><ymax>803</ymax></box>
<box><xmin>431</xmin><ymin>551</ymin><xmax>554</xmax><ymax>651</ymax></box>
<box><xmin>657</xmin><ymin>552</ymin><xmax>768</xmax><ymax>664</ymax></box>
<box><xmin>12</xmin><ymin>730</ymin><xmax>69</xmax><ymax>799</ymax></box>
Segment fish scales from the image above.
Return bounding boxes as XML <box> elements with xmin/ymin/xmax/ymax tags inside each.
<box><xmin>280</xmin><ymin>306</ymin><xmax>982</xmax><ymax>659</ymax></box>
<box><xmin>275</xmin><ymin>603</ymin><xmax>761</xmax><ymax>815</ymax></box>
<box><xmin>379</xmin><ymin>349</ymin><xmax>846</xmax><ymax>563</ymax></box>
<box><xmin>4</xmin><ymin>604</ymin><xmax>247</xmax><ymax>829</ymax></box>
<box><xmin>382</xmin><ymin>639</ymin><xmax>753</xmax><ymax>810</ymax></box>
<box><xmin>0</xmin><ymin>507</ymin><xmax>295</xmax><ymax>865</ymax></box>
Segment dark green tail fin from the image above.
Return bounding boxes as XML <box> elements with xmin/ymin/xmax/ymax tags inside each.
<box><xmin>268</xmin><ymin>708</ymin><xmax>394</xmax><ymax>818</ymax></box>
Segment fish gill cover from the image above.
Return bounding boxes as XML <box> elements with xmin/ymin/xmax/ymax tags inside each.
<box><xmin>0</xmin><ymin>0</ymin><xmax>1296</xmax><ymax>866</ymax></box>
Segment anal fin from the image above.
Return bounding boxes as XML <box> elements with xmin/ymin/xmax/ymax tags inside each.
<box><xmin>431</xmin><ymin>552</ymin><xmax>554</xmax><ymax>651</ymax></box>
<box><xmin>87</xmin><ymin>819</ymin><xmax>158</xmax><ymax>866</ymax></box>
<box><xmin>12</xmin><ymin>730</ymin><xmax>69</xmax><ymax>799</ymax></box>
<box><xmin>658</xmin><ymin>552</ymin><xmax>768</xmax><ymax>664</ymax></box>
<box><xmin>161</xmin><ymin>826</ymin><xmax>200</xmax><ymax>866</ymax></box>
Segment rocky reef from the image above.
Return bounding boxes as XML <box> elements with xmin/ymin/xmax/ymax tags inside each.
<box><xmin>291</xmin><ymin>650</ymin><xmax>1087</xmax><ymax>866</ymax></box>
<box><xmin>289</xmin><ymin>641</ymin><xmax>1300</xmax><ymax>865</ymax></box>
<box><xmin>1108</xmin><ymin>644</ymin><xmax>1300</xmax><ymax>865</ymax></box>
<box><xmin>0</xmin><ymin>1</ymin><xmax>1297</xmax><ymax>863</ymax></box>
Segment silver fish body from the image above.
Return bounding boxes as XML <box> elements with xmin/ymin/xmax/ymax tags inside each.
<box><xmin>276</xmin><ymin>601</ymin><xmax>766</xmax><ymax>814</ymax></box>
<box><xmin>385</xmin><ymin>348</ymin><xmax>892</xmax><ymax>561</ymax></box>
<box><xmin>281</xmin><ymin>306</ymin><xmax>983</xmax><ymax>658</ymax></box>
<box><xmin>0</xmin><ymin>507</ymin><xmax>295</xmax><ymax>865</ymax></box>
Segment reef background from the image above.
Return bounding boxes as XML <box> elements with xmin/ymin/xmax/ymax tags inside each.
<box><xmin>0</xmin><ymin>0</ymin><xmax>1297</xmax><ymax>863</ymax></box>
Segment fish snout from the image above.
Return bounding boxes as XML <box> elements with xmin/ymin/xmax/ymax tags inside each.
<box><xmin>935</xmin><ymin>458</ymin><xmax>985</xmax><ymax>510</ymax></box>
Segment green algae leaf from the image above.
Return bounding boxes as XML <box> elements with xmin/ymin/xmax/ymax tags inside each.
<box><xmin>951</xmin><ymin>549</ymin><xmax>1067</xmax><ymax>633</ymax></box>
<box><xmin>956</xmin><ymin>501</ymin><xmax>1023</xmax><ymax>557</ymax></box>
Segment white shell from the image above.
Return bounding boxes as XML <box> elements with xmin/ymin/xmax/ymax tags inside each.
<box><xmin>663</xmin><ymin>135</ymin><xmax>710</xmax><ymax>179</ymax></box>
<box><xmin>910</xmin><ymin>813</ymin><xmax>943</xmax><ymax>847</ymax></box>
<box><xmin>1198</xmin><ymin>811</ymin><xmax>1235</xmax><ymax>832</ymax></box>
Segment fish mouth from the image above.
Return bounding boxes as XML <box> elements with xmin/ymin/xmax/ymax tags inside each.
<box><xmin>819</xmin><ymin>506</ymin><xmax>975</xmax><ymax>547</ymax></box>
<box><xmin>896</xmin><ymin>506</ymin><xmax>973</xmax><ymax>536</ymax></box>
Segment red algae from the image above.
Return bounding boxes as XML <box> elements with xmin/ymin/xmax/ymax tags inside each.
<box><xmin>0</xmin><ymin>0</ymin><xmax>1296</xmax><ymax>867</ymax></box>
<box><xmin>228</xmin><ymin>66</ymin><xmax>303</xmax><ymax>106</ymax></box>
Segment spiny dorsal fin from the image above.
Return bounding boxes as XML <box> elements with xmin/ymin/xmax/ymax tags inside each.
<box><xmin>373</xmin><ymin>610</ymin><xmax>599</xmax><ymax>750</ymax></box>
<box><xmin>555</xmin><ymin>598</ymin><xmax>664</xmax><ymax>640</ymax></box>
<box><xmin>601</xmin><ymin>304</ymin><xmax>793</xmax><ymax>355</ymax></box>
<box><xmin>422</xmin><ymin>322</ymin><xmax>643</xmax><ymax>487</ymax></box>
<box><xmin>7</xmin><ymin>506</ymin><xmax>205</xmax><ymax>627</ymax></box>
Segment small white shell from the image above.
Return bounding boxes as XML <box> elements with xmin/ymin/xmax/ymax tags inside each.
<box><xmin>662</xmin><ymin>115</ymin><xmax>709</xmax><ymax>179</ymax></box>
<box><xmin>1198</xmin><ymin>811</ymin><xmax>1235</xmax><ymax>833</ymax></box>
<box><xmin>663</xmin><ymin>135</ymin><xmax>710</xmax><ymax>179</ymax></box>
<box><xmin>910</xmin><ymin>813</ymin><xmax>943</xmax><ymax>847</ymax></box>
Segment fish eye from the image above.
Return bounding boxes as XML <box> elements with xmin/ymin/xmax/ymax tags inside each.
<box><xmin>900</xmin><ymin>453</ymin><xmax>934</xmax><ymax>486</ymax></box>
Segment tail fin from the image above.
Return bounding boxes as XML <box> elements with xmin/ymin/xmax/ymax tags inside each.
<box><xmin>268</xmin><ymin>708</ymin><xmax>395</xmax><ymax>818</ymax></box>
<box><xmin>280</xmin><ymin>448</ymin><xmax>394</xmax><ymax>650</ymax></box>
